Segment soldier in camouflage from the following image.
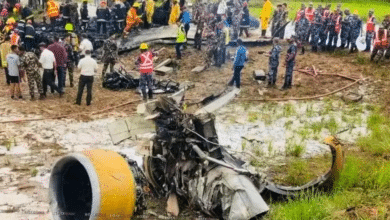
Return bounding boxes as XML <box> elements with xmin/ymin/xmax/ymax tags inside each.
<box><xmin>349</xmin><ymin>11</ymin><xmax>362</xmax><ymax>53</ymax></box>
<box><xmin>271</xmin><ymin>4</ymin><xmax>283</xmax><ymax>38</ymax></box>
<box><xmin>340</xmin><ymin>9</ymin><xmax>352</xmax><ymax>49</ymax></box>
<box><xmin>282</xmin><ymin>36</ymin><xmax>298</xmax><ymax>90</ymax></box>
<box><xmin>267</xmin><ymin>37</ymin><xmax>281</xmax><ymax>87</ymax></box>
<box><xmin>310</xmin><ymin>6</ymin><xmax>323</xmax><ymax>52</ymax></box>
<box><xmin>19</xmin><ymin>46</ymin><xmax>44</xmax><ymax>100</ymax></box>
<box><xmin>101</xmin><ymin>36</ymin><xmax>118</xmax><ymax>78</ymax></box>
<box><xmin>296</xmin><ymin>10</ymin><xmax>309</xmax><ymax>54</ymax></box>
<box><xmin>64</xmin><ymin>34</ymin><xmax>74</xmax><ymax>87</ymax></box>
<box><xmin>231</xmin><ymin>6</ymin><xmax>242</xmax><ymax>42</ymax></box>
<box><xmin>382</xmin><ymin>14</ymin><xmax>390</xmax><ymax>31</ymax></box>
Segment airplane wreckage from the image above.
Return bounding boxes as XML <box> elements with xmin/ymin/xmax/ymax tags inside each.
<box><xmin>48</xmin><ymin>87</ymin><xmax>345</xmax><ymax>220</ymax></box>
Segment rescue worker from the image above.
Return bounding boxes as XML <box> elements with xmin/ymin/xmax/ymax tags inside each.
<box><xmin>10</xmin><ymin>30</ymin><xmax>20</xmax><ymax>46</ymax></box>
<box><xmin>305</xmin><ymin>2</ymin><xmax>314</xmax><ymax>42</ymax></box>
<box><xmin>340</xmin><ymin>9</ymin><xmax>352</xmax><ymax>49</ymax></box>
<box><xmin>310</xmin><ymin>6</ymin><xmax>322</xmax><ymax>52</ymax></box>
<box><xmin>279</xmin><ymin>3</ymin><xmax>288</xmax><ymax>39</ymax></box>
<box><xmin>96</xmin><ymin>0</ymin><xmax>110</xmax><ymax>35</ymax></box>
<box><xmin>231</xmin><ymin>6</ymin><xmax>242</xmax><ymax>42</ymax></box>
<box><xmin>101</xmin><ymin>36</ymin><xmax>118</xmax><ymax>78</ymax></box>
<box><xmin>4</xmin><ymin>18</ymin><xmax>16</xmax><ymax>34</ymax></box>
<box><xmin>327</xmin><ymin>10</ymin><xmax>341</xmax><ymax>51</ymax></box>
<box><xmin>145</xmin><ymin>0</ymin><xmax>154</xmax><ymax>27</ymax></box>
<box><xmin>240</xmin><ymin>1</ymin><xmax>250</xmax><ymax>38</ymax></box>
<box><xmin>46</xmin><ymin>0</ymin><xmax>60</xmax><ymax>31</ymax></box>
<box><xmin>271</xmin><ymin>4</ymin><xmax>282</xmax><ymax>38</ymax></box>
<box><xmin>123</xmin><ymin>2</ymin><xmax>142</xmax><ymax>36</ymax></box>
<box><xmin>228</xmin><ymin>38</ymin><xmax>247</xmax><ymax>89</ymax></box>
<box><xmin>181</xmin><ymin>6</ymin><xmax>191</xmax><ymax>37</ymax></box>
<box><xmin>15</xmin><ymin>19</ymin><xmax>25</xmax><ymax>42</ymax></box>
<box><xmin>24</xmin><ymin>20</ymin><xmax>35</xmax><ymax>52</ymax></box>
<box><xmin>19</xmin><ymin>46</ymin><xmax>44</xmax><ymax>100</ymax></box>
<box><xmin>61</xmin><ymin>0</ymin><xmax>71</xmax><ymax>25</ymax></box>
<box><xmin>319</xmin><ymin>5</ymin><xmax>330</xmax><ymax>50</ymax></box>
<box><xmin>168</xmin><ymin>0</ymin><xmax>180</xmax><ymax>25</ymax></box>
<box><xmin>371</xmin><ymin>27</ymin><xmax>388</xmax><ymax>61</ymax></box>
<box><xmin>69</xmin><ymin>2</ymin><xmax>79</xmax><ymax>30</ymax></box>
<box><xmin>113</xmin><ymin>0</ymin><xmax>126</xmax><ymax>33</ymax></box>
<box><xmin>296</xmin><ymin>10</ymin><xmax>309</xmax><ymax>54</ymax></box>
<box><xmin>260</xmin><ymin>0</ymin><xmax>272</xmax><ymax>37</ymax></box>
<box><xmin>382</xmin><ymin>14</ymin><xmax>390</xmax><ymax>31</ymax></box>
<box><xmin>0</xmin><ymin>36</ymin><xmax>12</xmax><ymax>85</ymax></box>
<box><xmin>349</xmin><ymin>10</ymin><xmax>362</xmax><ymax>53</ymax></box>
<box><xmin>136</xmin><ymin>43</ymin><xmax>160</xmax><ymax>101</ymax></box>
<box><xmin>364</xmin><ymin>10</ymin><xmax>376</xmax><ymax>52</ymax></box>
<box><xmin>266</xmin><ymin>37</ymin><xmax>281</xmax><ymax>87</ymax></box>
<box><xmin>64</xmin><ymin>34</ymin><xmax>75</xmax><ymax>87</ymax></box>
<box><xmin>175</xmin><ymin>21</ymin><xmax>186</xmax><ymax>59</ymax></box>
<box><xmin>282</xmin><ymin>36</ymin><xmax>297</xmax><ymax>90</ymax></box>
<box><xmin>80</xmin><ymin>0</ymin><xmax>89</xmax><ymax>31</ymax></box>
<box><xmin>194</xmin><ymin>11</ymin><xmax>205</xmax><ymax>50</ymax></box>
<box><xmin>294</xmin><ymin>4</ymin><xmax>305</xmax><ymax>33</ymax></box>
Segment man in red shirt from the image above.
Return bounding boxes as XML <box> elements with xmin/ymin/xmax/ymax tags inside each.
<box><xmin>47</xmin><ymin>35</ymin><xmax>67</xmax><ymax>93</ymax></box>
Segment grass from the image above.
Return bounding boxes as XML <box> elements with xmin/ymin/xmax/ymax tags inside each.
<box><xmin>249</xmin><ymin>0</ymin><xmax>390</xmax><ymax>22</ymax></box>
<box><xmin>324</xmin><ymin>117</ymin><xmax>339</xmax><ymax>134</ymax></box>
<box><xmin>286</xmin><ymin>143</ymin><xmax>305</xmax><ymax>157</ymax></box>
<box><xmin>358</xmin><ymin>112</ymin><xmax>390</xmax><ymax>156</ymax></box>
<box><xmin>283</xmin><ymin>103</ymin><xmax>296</xmax><ymax>117</ymax></box>
<box><xmin>31</xmin><ymin>168</ymin><xmax>38</xmax><ymax>177</ymax></box>
<box><xmin>247</xmin><ymin>111</ymin><xmax>259</xmax><ymax>122</ymax></box>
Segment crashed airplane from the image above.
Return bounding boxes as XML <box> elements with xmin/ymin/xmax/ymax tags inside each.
<box><xmin>48</xmin><ymin>88</ymin><xmax>344</xmax><ymax>220</ymax></box>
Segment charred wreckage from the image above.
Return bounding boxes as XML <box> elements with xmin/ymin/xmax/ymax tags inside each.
<box><xmin>49</xmin><ymin>92</ymin><xmax>344</xmax><ymax>220</ymax></box>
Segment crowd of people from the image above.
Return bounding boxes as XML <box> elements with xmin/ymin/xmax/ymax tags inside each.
<box><xmin>1</xmin><ymin>0</ymin><xmax>389</xmax><ymax>103</ymax></box>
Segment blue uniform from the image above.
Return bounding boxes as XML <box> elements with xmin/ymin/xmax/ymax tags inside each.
<box><xmin>350</xmin><ymin>16</ymin><xmax>362</xmax><ymax>50</ymax></box>
<box><xmin>283</xmin><ymin>42</ymin><xmax>297</xmax><ymax>89</ymax></box>
<box><xmin>310</xmin><ymin>10</ymin><xmax>322</xmax><ymax>50</ymax></box>
<box><xmin>229</xmin><ymin>45</ymin><xmax>247</xmax><ymax>88</ymax></box>
<box><xmin>340</xmin><ymin>14</ymin><xmax>352</xmax><ymax>48</ymax></box>
<box><xmin>268</xmin><ymin>44</ymin><xmax>281</xmax><ymax>85</ymax></box>
<box><xmin>297</xmin><ymin>14</ymin><xmax>310</xmax><ymax>43</ymax></box>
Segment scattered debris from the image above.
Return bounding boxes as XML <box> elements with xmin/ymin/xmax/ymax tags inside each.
<box><xmin>191</xmin><ymin>65</ymin><xmax>206</xmax><ymax>73</ymax></box>
<box><xmin>253</xmin><ymin>70</ymin><xmax>266</xmax><ymax>81</ymax></box>
<box><xmin>155</xmin><ymin>59</ymin><xmax>172</xmax><ymax>69</ymax></box>
<box><xmin>166</xmin><ymin>193</ymin><xmax>179</xmax><ymax>216</ymax></box>
<box><xmin>155</xmin><ymin>66</ymin><xmax>174</xmax><ymax>75</ymax></box>
<box><xmin>342</xmin><ymin>92</ymin><xmax>363</xmax><ymax>103</ymax></box>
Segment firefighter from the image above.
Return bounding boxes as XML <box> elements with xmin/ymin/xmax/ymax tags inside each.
<box><xmin>15</xmin><ymin>18</ymin><xmax>25</xmax><ymax>41</ymax></box>
<box><xmin>123</xmin><ymin>2</ymin><xmax>142</xmax><ymax>36</ymax></box>
<box><xmin>61</xmin><ymin>0</ymin><xmax>71</xmax><ymax>25</ymax></box>
<box><xmin>46</xmin><ymin>0</ymin><xmax>60</xmax><ymax>31</ymax></box>
<box><xmin>24</xmin><ymin>20</ymin><xmax>35</xmax><ymax>51</ymax></box>
<box><xmin>96</xmin><ymin>0</ymin><xmax>110</xmax><ymax>35</ymax></box>
<box><xmin>168</xmin><ymin>0</ymin><xmax>180</xmax><ymax>25</ymax></box>
<box><xmin>4</xmin><ymin>18</ymin><xmax>15</xmax><ymax>34</ymax></box>
<box><xmin>145</xmin><ymin>0</ymin><xmax>154</xmax><ymax>27</ymax></box>
<box><xmin>113</xmin><ymin>0</ymin><xmax>126</xmax><ymax>33</ymax></box>
<box><xmin>80</xmin><ymin>0</ymin><xmax>89</xmax><ymax>31</ymax></box>
<box><xmin>371</xmin><ymin>27</ymin><xmax>388</xmax><ymax>61</ymax></box>
<box><xmin>65</xmin><ymin>22</ymin><xmax>80</xmax><ymax>65</ymax></box>
<box><xmin>136</xmin><ymin>43</ymin><xmax>160</xmax><ymax>101</ymax></box>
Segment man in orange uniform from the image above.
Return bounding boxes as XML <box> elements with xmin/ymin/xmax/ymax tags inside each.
<box><xmin>371</xmin><ymin>27</ymin><xmax>388</xmax><ymax>61</ymax></box>
<box><xmin>304</xmin><ymin>3</ymin><xmax>314</xmax><ymax>42</ymax></box>
<box><xmin>46</xmin><ymin>0</ymin><xmax>60</xmax><ymax>31</ymax></box>
<box><xmin>124</xmin><ymin>2</ymin><xmax>142</xmax><ymax>36</ymax></box>
<box><xmin>365</xmin><ymin>10</ymin><xmax>376</xmax><ymax>52</ymax></box>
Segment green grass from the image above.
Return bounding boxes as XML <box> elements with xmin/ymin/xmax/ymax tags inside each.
<box><xmin>31</xmin><ymin>168</ymin><xmax>38</xmax><ymax>177</ymax></box>
<box><xmin>249</xmin><ymin>1</ymin><xmax>390</xmax><ymax>22</ymax></box>
<box><xmin>286</xmin><ymin>143</ymin><xmax>305</xmax><ymax>157</ymax></box>
<box><xmin>358</xmin><ymin>112</ymin><xmax>390</xmax><ymax>156</ymax></box>
<box><xmin>283</xmin><ymin>103</ymin><xmax>296</xmax><ymax>117</ymax></box>
<box><xmin>324</xmin><ymin>117</ymin><xmax>339</xmax><ymax>134</ymax></box>
<box><xmin>247</xmin><ymin>111</ymin><xmax>259</xmax><ymax>122</ymax></box>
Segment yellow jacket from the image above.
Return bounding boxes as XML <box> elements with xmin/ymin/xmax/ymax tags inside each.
<box><xmin>146</xmin><ymin>0</ymin><xmax>155</xmax><ymax>23</ymax></box>
<box><xmin>168</xmin><ymin>4</ymin><xmax>180</xmax><ymax>25</ymax></box>
<box><xmin>0</xmin><ymin>41</ymin><xmax>11</xmax><ymax>67</ymax></box>
<box><xmin>260</xmin><ymin>0</ymin><xmax>272</xmax><ymax>19</ymax></box>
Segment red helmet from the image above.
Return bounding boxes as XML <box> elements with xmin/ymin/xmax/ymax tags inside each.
<box><xmin>15</xmin><ymin>3</ymin><xmax>21</xmax><ymax>8</ymax></box>
<box><xmin>243</xmin><ymin>1</ymin><xmax>248</xmax><ymax>7</ymax></box>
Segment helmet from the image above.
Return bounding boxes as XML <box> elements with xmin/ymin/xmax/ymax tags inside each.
<box><xmin>353</xmin><ymin>10</ymin><xmax>358</xmax><ymax>15</ymax></box>
<box><xmin>13</xmin><ymin>7</ymin><xmax>18</xmax><ymax>14</ymax></box>
<box><xmin>6</xmin><ymin>18</ymin><xmax>15</xmax><ymax>24</ymax></box>
<box><xmin>15</xmin><ymin>3</ymin><xmax>21</xmax><ymax>8</ymax></box>
<box><xmin>243</xmin><ymin>1</ymin><xmax>247</xmax><ymax>7</ymax></box>
<box><xmin>65</xmin><ymin>22</ymin><xmax>74</xmax><ymax>31</ymax></box>
<box><xmin>133</xmin><ymin>2</ymin><xmax>140</xmax><ymax>7</ymax></box>
<box><xmin>140</xmin><ymin>43</ymin><xmax>148</xmax><ymax>49</ymax></box>
<box><xmin>100</xmin><ymin>0</ymin><xmax>107</xmax><ymax>6</ymax></box>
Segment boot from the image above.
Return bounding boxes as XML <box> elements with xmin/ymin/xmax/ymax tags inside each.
<box><xmin>30</xmin><ymin>96</ymin><xmax>35</xmax><ymax>101</ymax></box>
<box><xmin>261</xmin><ymin>30</ymin><xmax>266</xmax><ymax>37</ymax></box>
<box><xmin>340</xmin><ymin>44</ymin><xmax>345</xmax><ymax>49</ymax></box>
<box><xmin>39</xmin><ymin>94</ymin><xmax>45</xmax><ymax>100</ymax></box>
<box><xmin>70</xmin><ymin>82</ymin><xmax>74</xmax><ymax>87</ymax></box>
<box><xmin>301</xmin><ymin>47</ymin><xmax>305</xmax><ymax>55</ymax></box>
<box><xmin>148</xmin><ymin>89</ymin><xmax>153</xmax><ymax>100</ymax></box>
<box><xmin>142</xmin><ymin>90</ymin><xmax>148</xmax><ymax>102</ymax></box>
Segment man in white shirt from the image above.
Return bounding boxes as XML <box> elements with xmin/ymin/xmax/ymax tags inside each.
<box><xmin>38</xmin><ymin>42</ymin><xmax>62</xmax><ymax>97</ymax></box>
<box><xmin>76</xmin><ymin>50</ymin><xmax>98</xmax><ymax>106</ymax></box>
<box><xmin>79</xmin><ymin>34</ymin><xmax>93</xmax><ymax>58</ymax></box>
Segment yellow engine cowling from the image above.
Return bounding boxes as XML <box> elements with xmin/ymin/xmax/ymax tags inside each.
<box><xmin>49</xmin><ymin>149</ymin><xmax>137</xmax><ymax>220</ymax></box>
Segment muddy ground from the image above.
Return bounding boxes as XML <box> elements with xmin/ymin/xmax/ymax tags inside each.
<box><xmin>0</xmin><ymin>40</ymin><xmax>385</xmax><ymax>219</ymax></box>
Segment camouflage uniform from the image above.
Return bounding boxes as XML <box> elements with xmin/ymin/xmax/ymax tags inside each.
<box><xmin>231</xmin><ymin>8</ymin><xmax>242</xmax><ymax>41</ymax></box>
<box><xmin>271</xmin><ymin>10</ymin><xmax>282</xmax><ymax>37</ymax></box>
<box><xmin>327</xmin><ymin>13</ymin><xmax>342</xmax><ymax>50</ymax></box>
<box><xmin>20</xmin><ymin>52</ymin><xmax>43</xmax><ymax>98</ymax></box>
<box><xmin>268</xmin><ymin>44</ymin><xmax>281</xmax><ymax>85</ymax></box>
<box><xmin>349</xmin><ymin>16</ymin><xmax>362</xmax><ymax>52</ymax></box>
<box><xmin>310</xmin><ymin>10</ymin><xmax>323</xmax><ymax>51</ymax></box>
<box><xmin>101</xmin><ymin>39</ymin><xmax>118</xmax><ymax>77</ymax></box>
<box><xmin>319</xmin><ymin>10</ymin><xmax>330</xmax><ymax>49</ymax></box>
<box><xmin>383</xmin><ymin>19</ymin><xmax>390</xmax><ymax>30</ymax></box>
<box><xmin>340</xmin><ymin>14</ymin><xmax>352</xmax><ymax>48</ymax></box>
<box><xmin>296</xmin><ymin>11</ymin><xmax>310</xmax><ymax>43</ymax></box>
<box><xmin>64</xmin><ymin>41</ymin><xmax>74</xmax><ymax>87</ymax></box>
<box><xmin>282</xmin><ymin>41</ymin><xmax>297</xmax><ymax>89</ymax></box>
<box><xmin>202</xmin><ymin>24</ymin><xmax>216</xmax><ymax>67</ymax></box>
